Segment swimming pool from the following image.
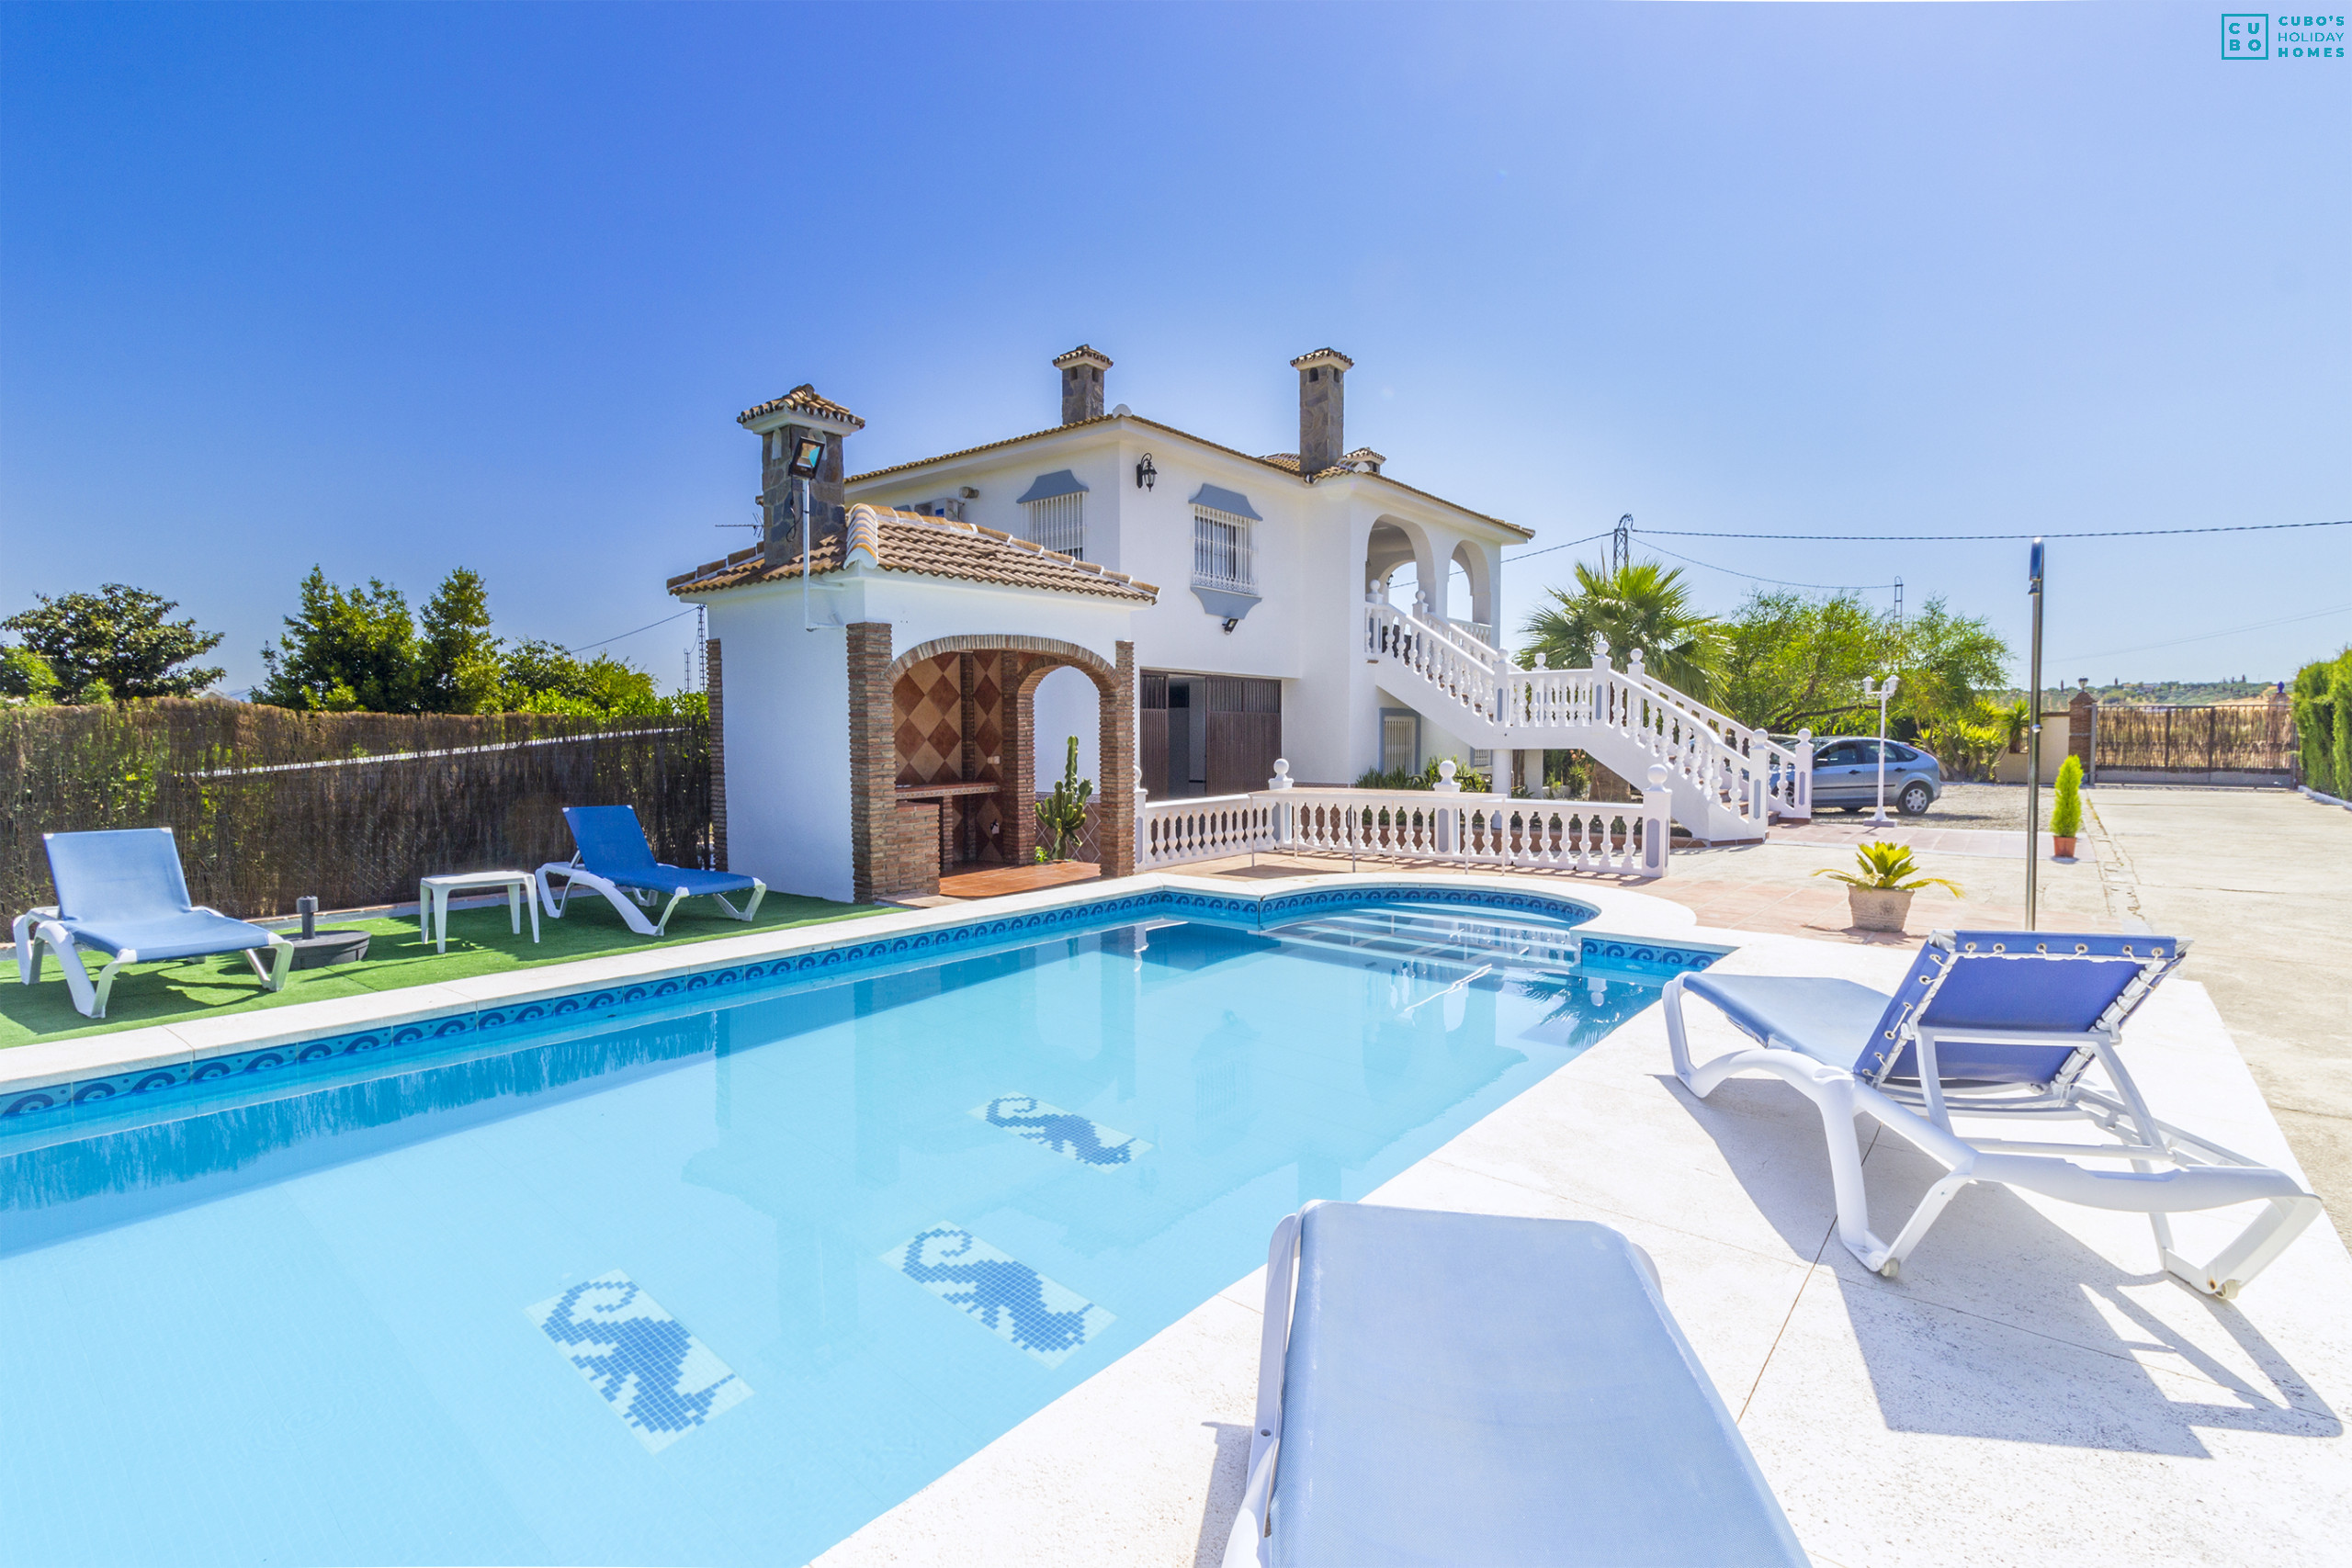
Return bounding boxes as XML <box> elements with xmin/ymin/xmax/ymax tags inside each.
<box><xmin>0</xmin><ymin>891</ymin><xmax>1714</xmax><ymax>1566</ymax></box>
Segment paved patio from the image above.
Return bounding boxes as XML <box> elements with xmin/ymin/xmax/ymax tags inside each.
<box><xmin>817</xmin><ymin>880</ymin><xmax>2351</xmax><ymax>1568</ymax></box>
<box><xmin>2083</xmin><ymin>786</ymin><xmax>2352</xmax><ymax>1220</ymax></box>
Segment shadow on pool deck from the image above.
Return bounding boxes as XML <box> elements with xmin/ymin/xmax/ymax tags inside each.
<box><xmin>1669</xmin><ymin>1070</ymin><xmax>2339</xmax><ymax>1458</ymax></box>
<box><xmin>0</xmin><ymin>893</ymin><xmax>888</xmax><ymax>1048</ymax></box>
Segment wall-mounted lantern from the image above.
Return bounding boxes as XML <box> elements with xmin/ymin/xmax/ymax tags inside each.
<box><xmin>1135</xmin><ymin>453</ymin><xmax>1157</xmax><ymax>491</ymax></box>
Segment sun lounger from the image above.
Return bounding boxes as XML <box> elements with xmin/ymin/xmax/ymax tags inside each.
<box><xmin>1226</xmin><ymin>1201</ymin><xmax>1808</xmax><ymax>1568</ymax></box>
<box><xmin>1665</xmin><ymin>931</ymin><xmax>2322</xmax><ymax>1298</ymax></box>
<box><xmin>535</xmin><ymin>805</ymin><xmax>764</xmax><ymax>937</ymax></box>
<box><xmin>12</xmin><ymin>828</ymin><xmax>293</xmax><ymax>1019</ymax></box>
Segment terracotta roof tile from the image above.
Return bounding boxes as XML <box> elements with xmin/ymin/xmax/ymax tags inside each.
<box><xmin>846</xmin><ymin>413</ymin><xmax>1530</xmax><ymax>539</ymax></box>
<box><xmin>667</xmin><ymin>506</ymin><xmax>1159</xmax><ymax>604</ymax></box>
<box><xmin>737</xmin><ymin>383</ymin><xmax>866</xmax><ymax>430</ymax></box>
<box><xmin>1288</xmin><ymin>347</ymin><xmax>1355</xmax><ymax>370</ymax></box>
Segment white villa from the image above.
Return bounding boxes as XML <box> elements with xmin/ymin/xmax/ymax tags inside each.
<box><xmin>669</xmin><ymin>346</ymin><xmax>1803</xmax><ymax>904</ymax></box>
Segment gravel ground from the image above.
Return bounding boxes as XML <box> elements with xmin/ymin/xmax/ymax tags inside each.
<box><xmin>1813</xmin><ymin>781</ymin><xmax>2036</xmax><ymax>829</ymax></box>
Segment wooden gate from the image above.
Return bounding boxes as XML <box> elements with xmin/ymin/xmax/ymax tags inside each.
<box><xmin>1204</xmin><ymin>677</ymin><xmax>1283</xmax><ymax>795</ymax></box>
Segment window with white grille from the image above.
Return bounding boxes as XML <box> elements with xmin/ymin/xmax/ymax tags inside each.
<box><xmin>1023</xmin><ymin>492</ymin><xmax>1085</xmax><ymax>559</ymax></box>
<box><xmin>1191</xmin><ymin>508</ymin><xmax>1255</xmax><ymax>591</ymax></box>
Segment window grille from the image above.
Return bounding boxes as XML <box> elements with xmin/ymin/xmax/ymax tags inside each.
<box><xmin>1023</xmin><ymin>492</ymin><xmax>1085</xmax><ymax>559</ymax></box>
<box><xmin>1191</xmin><ymin>508</ymin><xmax>1255</xmax><ymax>591</ymax></box>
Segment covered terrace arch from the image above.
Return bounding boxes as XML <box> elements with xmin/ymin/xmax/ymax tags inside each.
<box><xmin>849</xmin><ymin>625</ymin><xmax>1137</xmax><ymax>900</ymax></box>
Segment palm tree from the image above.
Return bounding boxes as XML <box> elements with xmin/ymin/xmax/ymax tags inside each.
<box><xmin>1516</xmin><ymin>560</ymin><xmax>1721</xmax><ymax>702</ymax></box>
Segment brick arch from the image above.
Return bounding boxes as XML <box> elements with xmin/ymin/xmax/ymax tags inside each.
<box><xmin>888</xmin><ymin>632</ymin><xmax>1122</xmax><ymax>699</ymax></box>
<box><xmin>850</xmin><ymin>623</ymin><xmax>1136</xmax><ymax>901</ymax></box>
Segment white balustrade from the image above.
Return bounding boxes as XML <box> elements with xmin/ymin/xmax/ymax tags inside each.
<box><xmin>1138</xmin><ymin>794</ymin><xmax>1278</xmax><ymax>869</ymax></box>
<box><xmin>1364</xmin><ymin>597</ymin><xmax>1813</xmax><ymax>837</ymax></box>
<box><xmin>1137</xmin><ymin>763</ymin><xmax>1674</xmax><ymax>878</ymax></box>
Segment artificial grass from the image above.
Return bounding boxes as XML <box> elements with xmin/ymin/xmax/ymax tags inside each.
<box><xmin>0</xmin><ymin>894</ymin><xmax>888</xmax><ymax>1048</ymax></box>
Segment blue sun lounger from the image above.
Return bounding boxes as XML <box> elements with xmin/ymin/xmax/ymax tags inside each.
<box><xmin>12</xmin><ymin>828</ymin><xmax>293</xmax><ymax>1019</ymax></box>
<box><xmin>1226</xmin><ymin>1201</ymin><xmax>1808</xmax><ymax>1568</ymax></box>
<box><xmin>1665</xmin><ymin>931</ymin><xmax>2323</xmax><ymax>1299</ymax></box>
<box><xmin>535</xmin><ymin>805</ymin><xmax>764</xmax><ymax>937</ymax></box>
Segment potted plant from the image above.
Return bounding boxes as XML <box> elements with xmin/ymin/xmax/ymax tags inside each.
<box><xmin>2050</xmin><ymin>752</ymin><xmax>2083</xmax><ymax>858</ymax></box>
<box><xmin>1813</xmin><ymin>840</ymin><xmax>1963</xmax><ymax>932</ymax></box>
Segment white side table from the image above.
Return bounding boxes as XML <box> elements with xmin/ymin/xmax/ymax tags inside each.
<box><xmin>419</xmin><ymin>870</ymin><xmax>540</xmax><ymax>955</ymax></box>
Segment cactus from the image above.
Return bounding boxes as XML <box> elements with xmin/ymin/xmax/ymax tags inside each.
<box><xmin>1034</xmin><ymin>736</ymin><xmax>1094</xmax><ymax>863</ymax></box>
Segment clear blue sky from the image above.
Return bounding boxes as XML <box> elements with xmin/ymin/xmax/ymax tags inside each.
<box><xmin>5</xmin><ymin>1</ymin><xmax>2346</xmax><ymax>695</ymax></box>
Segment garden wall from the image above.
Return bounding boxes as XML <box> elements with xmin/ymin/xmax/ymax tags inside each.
<box><xmin>1</xmin><ymin>699</ymin><xmax>710</xmax><ymax>920</ymax></box>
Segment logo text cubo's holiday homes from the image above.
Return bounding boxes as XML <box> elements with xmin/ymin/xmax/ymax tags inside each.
<box><xmin>2224</xmin><ymin>13</ymin><xmax>2347</xmax><ymax>59</ymax></box>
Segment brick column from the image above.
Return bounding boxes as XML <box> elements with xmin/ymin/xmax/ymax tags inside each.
<box><xmin>1099</xmin><ymin>640</ymin><xmax>1138</xmax><ymax>877</ymax></box>
<box><xmin>847</xmin><ymin>622</ymin><xmax>895</xmax><ymax>904</ymax></box>
<box><xmin>1008</xmin><ymin>660</ymin><xmax>1038</xmax><ymax>865</ymax></box>
<box><xmin>2068</xmin><ymin>688</ymin><xmax>2096</xmax><ymax>768</ymax></box>
<box><xmin>707</xmin><ymin>637</ymin><xmax>727</xmax><ymax>871</ymax></box>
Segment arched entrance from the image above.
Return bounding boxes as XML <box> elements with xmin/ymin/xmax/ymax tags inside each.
<box><xmin>849</xmin><ymin>624</ymin><xmax>1136</xmax><ymax>900</ymax></box>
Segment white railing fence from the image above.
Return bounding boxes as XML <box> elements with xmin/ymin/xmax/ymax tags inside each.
<box><xmin>1363</xmin><ymin>595</ymin><xmax>1813</xmax><ymax>832</ymax></box>
<box><xmin>1137</xmin><ymin>764</ymin><xmax>1673</xmax><ymax>879</ymax></box>
<box><xmin>1138</xmin><ymin>794</ymin><xmax>1278</xmax><ymax>867</ymax></box>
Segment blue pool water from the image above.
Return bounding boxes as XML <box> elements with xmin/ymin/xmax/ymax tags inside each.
<box><xmin>0</xmin><ymin>900</ymin><xmax>1672</xmax><ymax>1566</ymax></box>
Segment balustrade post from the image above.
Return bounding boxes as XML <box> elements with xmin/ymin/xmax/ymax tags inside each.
<box><xmin>1640</xmin><ymin>762</ymin><xmax>1673</xmax><ymax>879</ymax></box>
<box><xmin>1792</xmin><ymin>729</ymin><xmax>1815</xmax><ymax>819</ymax></box>
<box><xmin>1268</xmin><ymin>758</ymin><xmax>1293</xmax><ymax>849</ymax></box>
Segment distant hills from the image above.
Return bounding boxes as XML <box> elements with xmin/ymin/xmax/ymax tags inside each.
<box><xmin>2012</xmin><ymin>680</ymin><xmax>2279</xmax><ymax>708</ymax></box>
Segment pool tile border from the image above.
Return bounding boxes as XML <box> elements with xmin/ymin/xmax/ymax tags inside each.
<box><xmin>0</xmin><ymin>872</ymin><xmax>1724</xmax><ymax>1128</ymax></box>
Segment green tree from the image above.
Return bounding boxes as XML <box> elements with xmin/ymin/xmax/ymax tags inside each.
<box><xmin>500</xmin><ymin>639</ymin><xmax>665</xmax><ymax>716</ymax></box>
<box><xmin>2290</xmin><ymin>651</ymin><xmax>2348</xmax><ymax>795</ymax></box>
<box><xmin>0</xmin><ymin>643</ymin><xmax>61</xmax><ymax>705</ymax></box>
<box><xmin>418</xmin><ymin>568</ymin><xmax>503</xmax><ymax>714</ymax></box>
<box><xmin>1</xmin><ymin>583</ymin><xmax>225</xmax><ymax>703</ymax></box>
<box><xmin>1515</xmin><ymin>561</ymin><xmax>1721</xmax><ymax>701</ymax></box>
<box><xmin>1715</xmin><ymin>590</ymin><xmax>1881</xmax><ymax>732</ymax></box>
<box><xmin>1888</xmin><ymin>598</ymin><xmax>2011</xmax><ymax>734</ymax></box>
<box><xmin>1714</xmin><ymin>589</ymin><xmax>2011</xmax><ymax>746</ymax></box>
<box><xmin>255</xmin><ymin>568</ymin><xmax>422</xmax><ymax>713</ymax></box>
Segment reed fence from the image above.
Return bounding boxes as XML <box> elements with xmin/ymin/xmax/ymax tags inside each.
<box><xmin>1</xmin><ymin>699</ymin><xmax>710</xmax><ymax>920</ymax></box>
<box><xmin>2093</xmin><ymin>705</ymin><xmax>2296</xmax><ymax>776</ymax></box>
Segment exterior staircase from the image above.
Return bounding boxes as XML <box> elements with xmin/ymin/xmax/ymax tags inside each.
<box><xmin>1365</xmin><ymin>600</ymin><xmax>1809</xmax><ymax>842</ymax></box>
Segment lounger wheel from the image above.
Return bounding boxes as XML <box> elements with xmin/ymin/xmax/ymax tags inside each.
<box><xmin>1877</xmin><ymin>1258</ymin><xmax>1900</xmax><ymax>1280</ymax></box>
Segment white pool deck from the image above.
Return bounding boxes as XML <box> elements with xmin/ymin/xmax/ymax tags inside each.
<box><xmin>809</xmin><ymin>889</ymin><xmax>2352</xmax><ymax>1568</ymax></box>
<box><xmin>6</xmin><ymin>872</ymin><xmax>2346</xmax><ymax>1566</ymax></box>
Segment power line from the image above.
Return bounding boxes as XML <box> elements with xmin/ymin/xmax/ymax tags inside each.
<box><xmin>562</xmin><ymin>607</ymin><xmax>695</xmax><ymax>655</ymax></box>
<box><xmin>1638</xmin><ymin>518</ymin><xmax>2352</xmax><ymax>542</ymax></box>
<box><xmin>1503</xmin><ymin>530</ymin><xmax>1613</xmax><ymax>563</ymax></box>
<box><xmin>2051</xmin><ymin>602</ymin><xmax>2352</xmax><ymax>664</ymax></box>
<box><xmin>1642</xmin><ymin>541</ymin><xmax>1896</xmax><ymax>593</ymax></box>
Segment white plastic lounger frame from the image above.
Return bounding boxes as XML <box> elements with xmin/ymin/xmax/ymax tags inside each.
<box><xmin>13</xmin><ymin>905</ymin><xmax>292</xmax><ymax>1021</ymax></box>
<box><xmin>533</xmin><ymin>858</ymin><xmax>765</xmax><ymax>938</ymax></box>
<box><xmin>1665</xmin><ymin>932</ymin><xmax>2323</xmax><ymax>1299</ymax></box>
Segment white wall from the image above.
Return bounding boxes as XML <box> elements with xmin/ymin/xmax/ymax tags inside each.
<box><xmin>1031</xmin><ymin>665</ymin><xmax>1102</xmax><ymax>790</ymax></box>
<box><xmin>704</xmin><ymin>582</ymin><xmax>854</xmax><ymax>902</ymax></box>
<box><xmin>693</xmin><ymin>568</ymin><xmax>1136</xmax><ymax>903</ymax></box>
<box><xmin>848</xmin><ymin>418</ymin><xmax>1527</xmax><ymax>796</ymax></box>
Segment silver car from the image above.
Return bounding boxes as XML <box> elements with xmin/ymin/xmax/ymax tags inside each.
<box><xmin>1808</xmin><ymin>737</ymin><xmax>1942</xmax><ymax>815</ymax></box>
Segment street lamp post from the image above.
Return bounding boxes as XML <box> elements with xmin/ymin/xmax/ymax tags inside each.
<box><xmin>1863</xmin><ymin>673</ymin><xmax>1900</xmax><ymax>826</ymax></box>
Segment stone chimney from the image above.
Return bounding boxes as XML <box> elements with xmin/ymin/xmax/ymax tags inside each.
<box><xmin>1291</xmin><ymin>348</ymin><xmax>1352</xmax><ymax>476</ymax></box>
<box><xmin>737</xmin><ymin>384</ymin><xmax>866</xmax><ymax>571</ymax></box>
<box><xmin>1054</xmin><ymin>344</ymin><xmax>1113</xmax><ymax>424</ymax></box>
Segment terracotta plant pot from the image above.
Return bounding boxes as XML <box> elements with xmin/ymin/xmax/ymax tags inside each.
<box><xmin>2052</xmin><ymin>835</ymin><xmax>2078</xmax><ymax>859</ymax></box>
<box><xmin>1847</xmin><ymin>886</ymin><xmax>1916</xmax><ymax>932</ymax></box>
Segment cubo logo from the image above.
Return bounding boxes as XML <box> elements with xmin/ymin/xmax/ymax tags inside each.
<box><xmin>2223</xmin><ymin>13</ymin><xmax>2269</xmax><ymax>55</ymax></box>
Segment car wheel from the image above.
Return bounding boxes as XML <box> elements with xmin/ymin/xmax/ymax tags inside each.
<box><xmin>1898</xmin><ymin>781</ymin><xmax>1932</xmax><ymax>816</ymax></box>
